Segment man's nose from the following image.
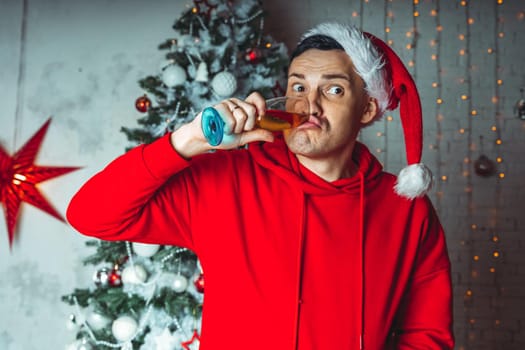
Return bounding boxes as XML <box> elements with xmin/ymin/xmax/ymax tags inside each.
<box><xmin>307</xmin><ymin>92</ymin><xmax>322</xmax><ymax>116</ymax></box>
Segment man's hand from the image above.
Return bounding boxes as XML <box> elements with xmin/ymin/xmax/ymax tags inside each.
<box><xmin>170</xmin><ymin>92</ymin><xmax>275</xmax><ymax>159</ymax></box>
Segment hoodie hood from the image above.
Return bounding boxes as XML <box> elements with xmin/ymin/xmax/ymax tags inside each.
<box><xmin>248</xmin><ymin>136</ymin><xmax>384</xmax><ymax>196</ymax></box>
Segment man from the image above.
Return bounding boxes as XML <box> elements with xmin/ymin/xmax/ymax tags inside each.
<box><xmin>67</xmin><ymin>22</ymin><xmax>454</xmax><ymax>349</ymax></box>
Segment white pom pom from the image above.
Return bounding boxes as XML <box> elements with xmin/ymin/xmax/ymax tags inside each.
<box><xmin>394</xmin><ymin>163</ymin><xmax>433</xmax><ymax>199</ymax></box>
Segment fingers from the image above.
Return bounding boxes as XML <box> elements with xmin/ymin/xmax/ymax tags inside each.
<box><xmin>215</xmin><ymin>96</ymin><xmax>261</xmax><ymax>134</ymax></box>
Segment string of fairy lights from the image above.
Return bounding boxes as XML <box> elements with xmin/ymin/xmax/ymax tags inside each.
<box><xmin>432</xmin><ymin>0</ymin><xmax>443</xmax><ymax>211</ymax></box>
<box><xmin>460</xmin><ymin>0</ymin><xmax>507</xmax><ymax>347</ymax></box>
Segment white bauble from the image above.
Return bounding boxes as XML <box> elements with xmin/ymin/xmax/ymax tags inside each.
<box><xmin>162</xmin><ymin>64</ymin><xmax>187</xmax><ymax>87</ymax></box>
<box><xmin>86</xmin><ymin>311</ymin><xmax>111</xmax><ymax>331</ymax></box>
<box><xmin>132</xmin><ymin>242</ymin><xmax>160</xmax><ymax>257</ymax></box>
<box><xmin>211</xmin><ymin>71</ymin><xmax>238</xmax><ymax>97</ymax></box>
<box><xmin>112</xmin><ymin>315</ymin><xmax>138</xmax><ymax>342</ymax></box>
<box><xmin>172</xmin><ymin>274</ymin><xmax>189</xmax><ymax>293</ymax></box>
<box><xmin>121</xmin><ymin>264</ymin><xmax>148</xmax><ymax>284</ymax></box>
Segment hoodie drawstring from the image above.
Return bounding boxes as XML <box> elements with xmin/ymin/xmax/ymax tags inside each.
<box><xmin>293</xmin><ymin>193</ymin><xmax>307</xmax><ymax>350</ymax></box>
<box><xmin>358</xmin><ymin>170</ymin><xmax>365</xmax><ymax>350</ymax></box>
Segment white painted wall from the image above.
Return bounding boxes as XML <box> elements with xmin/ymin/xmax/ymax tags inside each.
<box><xmin>0</xmin><ymin>0</ymin><xmax>186</xmax><ymax>348</ymax></box>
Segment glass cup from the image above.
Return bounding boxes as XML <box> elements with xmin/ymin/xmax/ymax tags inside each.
<box><xmin>201</xmin><ymin>96</ymin><xmax>309</xmax><ymax>146</ymax></box>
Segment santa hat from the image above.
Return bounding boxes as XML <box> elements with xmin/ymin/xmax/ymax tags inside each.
<box><xmin>301</xmin><ymin>22</ymin><xmax>432</xmax><ymax>199</ymax></box>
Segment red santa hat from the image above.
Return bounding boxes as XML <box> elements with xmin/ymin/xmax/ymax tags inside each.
<box><xmin>301</xmin><ymin>22</ymin><xmax>432</xmax><ymax>199</ymax></box>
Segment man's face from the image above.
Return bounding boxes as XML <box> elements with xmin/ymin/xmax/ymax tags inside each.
<box><xmin>284</xmin><ymin>49</ymin><xmax>375</xmax><ymax>162</ymax></box>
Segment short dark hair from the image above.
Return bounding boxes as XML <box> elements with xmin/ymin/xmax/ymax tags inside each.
<box><xmin>289</xmin><ymin>34</ymin><xmax>344</xmax><ymax>63</ymax></box>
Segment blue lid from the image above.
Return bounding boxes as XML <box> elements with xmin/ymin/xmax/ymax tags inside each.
<box><xmin>201</xmin><ymin>107</ymin><xmax>224</xmax><ymax>146</ymax></box>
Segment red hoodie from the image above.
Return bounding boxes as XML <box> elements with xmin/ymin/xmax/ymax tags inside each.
<box><xmin>67</xmin><ymin>134</ymin><xmax>454</xmax><ymax>350</ymax></box>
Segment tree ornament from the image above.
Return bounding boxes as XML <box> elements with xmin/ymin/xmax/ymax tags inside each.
<box><xmin>195</xmin><ymin>62</ymin><xmax>209</xmax><ymax>82</ymax></box>
<box><xmin>108</xmin><ymin>264</ymin><xmax>122</xmax><ymax>287</ymax></box>
<box><xmin>244</xmin><ymin>48</ymin><xmax>262</xmax><ymax>63</ymax></box>
<box><xmin>211</xmin><ymin>70</ymin><xmax>237</xmax><ymax>97</ymax></box>
<box><xmin>172</xmin><ymin>274</ymin><xmax>189</xmax><ymax>293</ymax></box>
<box><xmin>66</xmin><ymin>338</ymin><xmax>93</xmax><ymax>350</ymax></box>
<box><xmin>192</xmin><ymin>0</ymin><xmax>218</xmax><ymax>20</ymax></box>
<box><xmin>162</xmin><ymin>64</ymin><xmax>187</xmax><ymax>87</ymax></box>
<box><xmin>121</xmin><ymin>264</ymin><xmax>148</xmax><ymax>284</ymax></box>
<box><xmin>181</xmin><ymin>329</ymin><xmax>201</xmax><ymax>350</ymax></box>
<box><xmin>514</xmin><ymin>88</ymin><xmax>525</xmax><ymax>120</ymax></box>
<box><xmin>112</xmin><ymin>315</ymin><xmax>138</xmax><ymax>342</ymax></box>
<box><xmin>0</xmin><ymin>118</ymin><xmax>81</xmax><ymax>248</ymax></box>
<box><xmin>474</xmin><ymin>155</ymin><xmax>496</xmax><ymax>177</ymax></box>
<box><xmin>93</xmin><ymin>267</ymin><xmax>110</xmax><ymax>287</ymax></box>
<box><xmin>77</xmin><ymin>340</ymin><xmax>93</xmax><ymax>350</ymax></box>
<box><xmin>66</xmin><ymin>313</ymin><xmax>79</xmax><ymax>331</ymax></box>
<box><xmin>474</xmin><ymin>136</ymin><xmax>496</xmax><ymax>177</ymax></box>
<box><xmin>135</xmin><ymin>94</ymin><xmax>151</xmax><ymax>113</ymax></box>
<box><xmin>132</xmin><ymin>242</ymin><xmax>160</xmax><ymax>257</ymax></box>
<box><xmin>86</xmin><ymin>311</ymin><xmax>111</xmax><ymax>331</ymax></box>
<box><xmin>271</xmin><ymin>81</ymin><xmax>286</xmax><ymax>97</ymax></box>
<box><xmin>155</xmin><ymin>328</ymin><xmax>180</xmax><ymax>350</ymax></box>
<box><xmin>193</xmin><ymin>273</ymin><xmax>205</xmax><ymax>293</ymax></box>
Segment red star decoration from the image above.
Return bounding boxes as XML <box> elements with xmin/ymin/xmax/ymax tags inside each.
<box><xmin>181</xmin><ymin>329</ymin><xmax>201</xmax><ymax>350</ymax></box>
<box><xmin>0</xmin><ymin>118</ymin><xmax>81</xmax><ymax>248</ymax></box>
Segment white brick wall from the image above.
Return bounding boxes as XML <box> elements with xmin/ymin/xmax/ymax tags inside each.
<box><xmin>264</xmin><ymin>0</ymin><xmax>525</xmax><ymax>349</ymax></box>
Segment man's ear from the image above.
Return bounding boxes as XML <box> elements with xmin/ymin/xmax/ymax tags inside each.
<box><xmin>361</xmin><ymin>97</ymin><xmax>378</xmax><ymax>125</ymax></box>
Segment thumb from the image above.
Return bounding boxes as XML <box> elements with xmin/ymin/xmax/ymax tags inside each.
<box><xmin>238</xmin><ymin>129</ymin><xmax>275</xmax><ymax>146</ymax></box>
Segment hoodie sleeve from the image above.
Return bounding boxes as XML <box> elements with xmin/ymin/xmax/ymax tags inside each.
<box><xmin>66</xmin><ymin>133</ymin><xmax>196</xmax><ymax>250</ymax></box>
<box><xmin>392</xmin><ymin>202</ymin><xmax>455</xmax><ymax>349</ymax></box>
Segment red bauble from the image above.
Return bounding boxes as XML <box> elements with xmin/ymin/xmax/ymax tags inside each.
<box><xmin>244</xmin><ymin>48</ymin><xmax>261</xmax><ymax>63</ymax></box>
<box><xmin>135</xmin><ymin>94</ymin><xmax>151</xmax><ymax>113</ymax></box>
<box><xmin>108</xmin><ymin>266</ymin><xmax>122</xmax><ymax>287</ymax></box>
<box><xmin>194</xmin><ymin>273</ymin><xmax>205</xmax><ymax>293</ymax></box>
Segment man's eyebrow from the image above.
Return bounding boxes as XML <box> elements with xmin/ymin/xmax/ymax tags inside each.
<box><xmin>288</xmin><ymin>72</ymin><xmax>305</xmax><ymax>79</ymax></box>
<box><xmin>322</xmin><ymin>73</ymin><xmax>352</xmax><ymax>81</ymax></box>
<box><xmin>288</xmin><ymin>72</ymin><xmax>352</xmax><ymax>82</ymax></box>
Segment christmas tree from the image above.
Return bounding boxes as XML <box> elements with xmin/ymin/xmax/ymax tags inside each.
<box><xmin>62</xmin><ymin>1</ymin><xmax>289</xmax><ymax>349</ymax></box>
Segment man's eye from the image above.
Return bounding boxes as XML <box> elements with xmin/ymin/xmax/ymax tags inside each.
<box><xmin>292</xmin><ymin>83</ymin><xmax>305</xmax><ymax>92</ymax></box>
<box><xmin>326</xmin><ymin>86</ymin><xmax>343</xmax><ymax>95</ymax></box>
